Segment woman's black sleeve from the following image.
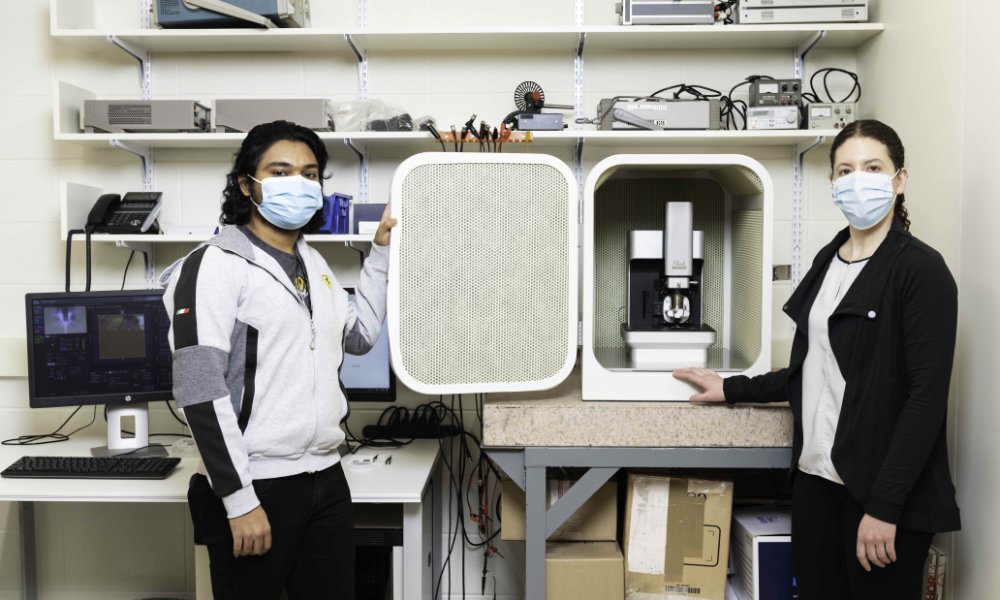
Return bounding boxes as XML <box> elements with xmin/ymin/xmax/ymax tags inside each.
<box><xmin>863</xmin><ymin>253</ymin><xmax>958</xmax><ymax>524</ymax></box>
<box><xmin>722</xmin><ymin>366</ymin><xmax>795</xmax><ymax>404</ymax></box>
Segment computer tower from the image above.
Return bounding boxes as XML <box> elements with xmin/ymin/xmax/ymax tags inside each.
<box><xmin>354</xmin><ymin>504</ymin><xmax>403</xmax><ymax>599</ymax></box>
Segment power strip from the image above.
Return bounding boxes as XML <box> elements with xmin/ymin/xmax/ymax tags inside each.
<box><xmin>362</xmin><ymin>424</ymin><xmax>461</xmax><ymax>439</ymax></box>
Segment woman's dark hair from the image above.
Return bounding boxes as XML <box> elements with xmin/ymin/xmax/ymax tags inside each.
<box><xmin>221</xmin><ymin>120</ymin><xmax>329</xmax><ymax>234</ymax></box>
<box><xmin>830</xmin><ymin>119</ymin><xmax>910</xmax><ymax>231</ymax></box>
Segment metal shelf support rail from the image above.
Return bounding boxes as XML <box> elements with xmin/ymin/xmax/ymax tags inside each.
<box><xmin>345</xmin><ymin>34</ymin><xmax>368</xmax><ymax>101</ymax></box>
<box><xmin>357</xmin><ymin>0</ymin><xmax>367</xmax><ymax>29</ymax></box>
<box><xmin>106</xmin><ymin>18</ymin><xmax>158</xmax><ymax>292</ymax></box>
<box><xmin>139</xmin><ymin>0</ymin><xmax>152</xmax><ymax>29</ymax></box>
<box><xmin>790</xmin><ymin>30</ymin><xmax>826</xmax><ymax>288</ymax></box>
<box><xmin>792</xmin><ymin>136</ymin><xmax>827</xmax><ymax>290</ymax></box>
<box><xmin>575</xmin><ymin>138</ymin><xmax>585</xmax><ymax>223</ymax></box>
<box><xmin>573</xmin><ymin>32</ymin><xmax>586</xmax><ymax>130</ymax></box>
<box><xmin>344</xmin><ymin>35</ymin><xmax>371</xmax><ymax>206</ymax></box>
<box><xmin>574</xmin><ymin>32</ymin><xmax>587</xmax><ymax>215</ymax></box>
<box><xmin>344</xmin><ymin>138</ymin><xmax>370</xmax><ymax>205</ymax></box>
<box><xmin>486</xmin><ymin>446</ymin><xmax>793</xmax><ymax>599</ymax></box>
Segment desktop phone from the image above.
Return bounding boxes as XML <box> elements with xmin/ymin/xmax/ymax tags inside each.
<box><xmin>87</xmin><ymin>192</ymin><xmax>163</xmax><ymax>234</ymax></box>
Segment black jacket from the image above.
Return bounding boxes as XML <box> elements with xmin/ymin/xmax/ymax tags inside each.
<box><xmin>723</xmin><ymin>218</ymin><xmax>960</xmax><ymax>533</ymax></box>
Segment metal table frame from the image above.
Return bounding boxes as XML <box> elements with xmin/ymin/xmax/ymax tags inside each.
<box><xmin>485</xmin><ymin>446</ymin><xmax>792</xmax><ymax>599</ymax></box>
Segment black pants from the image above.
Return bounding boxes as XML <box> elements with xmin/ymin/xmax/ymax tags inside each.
<box><xmin>188</xmin><ymin>462</ymin><xmax>355</xmax><ymax>600</ymax></box>
<box><xmin>792</xmin><ymin>470</ymin><xmax>932</xmax><ymax>600</ymax></box>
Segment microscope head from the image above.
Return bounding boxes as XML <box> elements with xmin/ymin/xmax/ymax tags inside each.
<box><xmin>662</xmin><ymin>290</ymin><xmax>691</xmax><ymax>324</ymax></box>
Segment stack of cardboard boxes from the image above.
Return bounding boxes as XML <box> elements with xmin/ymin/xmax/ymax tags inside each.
<box><xmin>502</xmin><ymin>473</ymin><xmax>735</xmax><ymax>600</ymax></box>
<box><xmin>502</xmin><ymin>478</ymin><xmax>624</xmax><ymax>600</ymax></box>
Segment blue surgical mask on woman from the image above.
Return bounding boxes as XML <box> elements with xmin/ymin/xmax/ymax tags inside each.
<box><xmin>248</xmin><ymin>174</ymin><xmax>323</xmax><ymax>230</ymax></box>
<box><xmin>832</xmin><ymin>170</ymin><xmax>900</xmax><ymax>230</ymax></box>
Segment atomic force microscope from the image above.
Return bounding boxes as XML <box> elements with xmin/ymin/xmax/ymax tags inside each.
<box><xmin>621</xmin><ymin>201</ymin><xmax>716</xmax><ymax>369</ymax></box>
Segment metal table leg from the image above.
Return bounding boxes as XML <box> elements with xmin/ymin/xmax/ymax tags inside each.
<box><xmin>524</xmin><ymin>465</ymin><xmax>547</xmax><ymax>600</ymax></box>
<box><xmin>19</xmin><ymin>501</ymin><xmax>37</xmax><ymax>600</ymax></box>
<box><xmin>431</xmin><ymin>458</ymin><xmax>442</xmax><ymax>598</ymax></box>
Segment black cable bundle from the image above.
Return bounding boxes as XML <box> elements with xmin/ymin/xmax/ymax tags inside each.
<box><xmin>650</xmin><ymin>82</ymin><xmax>723</xmax><ymax>101</ymax></box>
<box><xmin>65</xmin><ymin>227</ymin><xmax>93</xmax><ymax>292</ymax></box>
<box><xmin>359</xmin><ymin>404</ymin><xmax>461</xmax><ymax>441</ymax></box>
<box><xmin>715</xmin><ymin>0</ymin><xmax>738</xmax><ymax>24</ymax></box>
<box><xmin>431</xmin><ymin>394</ymin><xmax>503</xmax><ymax>600</ymax></box>
<box><xmin>803</xmin><ymin>67</ymin><xmax>862</xmax><ymax>103</ymax></box>
<box><xmin>2</xmin><ymin>406</ymin><xmax>98</xmax><ymax>446</ymax></box>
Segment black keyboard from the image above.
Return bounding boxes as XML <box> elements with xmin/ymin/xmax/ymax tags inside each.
<box><xmin>1</xmin><ymin>455</ymin><xmax>181</xmax><ymax>480</ymax></box>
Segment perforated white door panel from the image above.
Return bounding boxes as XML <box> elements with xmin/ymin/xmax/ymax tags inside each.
<box><xmin>388</xmin><ymin>153</ymin><xmax>578</xmax><ymax>394</ymax></box>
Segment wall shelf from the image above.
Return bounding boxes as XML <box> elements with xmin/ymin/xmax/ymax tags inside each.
<box><xmin>59</xmin><ymin>181</ymin><xmax>372</xmax><ymax>245</ymax></box>
<box><xmin>49</xmin><ymin>24</ymin><xmax>884</xmax><ymax>55</ymax></box>
<box><xmin>55</xmin><ymin>129</ymin><xmax>840</xmax><ymax>150</ymax></box>
<box><xmin>67</xmin><ymin>233</ymin><xmax>375</xmax><ymax>244</ymax></box>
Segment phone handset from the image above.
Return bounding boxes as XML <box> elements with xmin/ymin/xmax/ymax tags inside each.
<box><xmin>87</xmin><ymin>194</ymin><xmax>122</xmax><ymax>232</ymax></box>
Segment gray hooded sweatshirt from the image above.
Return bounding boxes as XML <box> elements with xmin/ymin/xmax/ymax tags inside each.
<box><xmin>159</xmin><ymin>225</ymin><xmax>388</xmax><ymax>518</ymax></box>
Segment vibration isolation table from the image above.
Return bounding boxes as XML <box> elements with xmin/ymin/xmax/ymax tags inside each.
<box><xmin>482</xmin><ymin>368</ymin><xmax>794</xmax><ymax>599</ymax></box>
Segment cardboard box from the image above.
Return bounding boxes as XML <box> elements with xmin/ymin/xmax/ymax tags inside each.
<box><xmin>730</xmin><ymin>506</ymin><xmax>795</xmax><ymax>600</ymax></box>
<box><xmin>547</xmin><ymin>541</ymin><xmax>625</xmax><ymax>600</ymax></box>
<box><xmin>501</xmin><ymin>478</ymin><xmax>617</xmax><ymax>541</ymax></box>
<box><xmin>623</xmin><ymin>473</ymin><xmax>733</xmax><ymax>600</ymax></box>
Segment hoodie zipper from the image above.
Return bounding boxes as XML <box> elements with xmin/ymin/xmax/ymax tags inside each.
<box><xmin>210</xmin><ymin>229</ymin><xmax>324</xmax><ymax>460</ymax></box>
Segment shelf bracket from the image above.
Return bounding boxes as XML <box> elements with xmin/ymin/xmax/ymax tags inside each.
<box><xmin>794</xmin><ymin>30</ymin><xmax>826</xmax><ymax>81</ymax></box>
<box><xmin>574</xmin><ymin>32</ymin><xmax>586</xmax><ymax>130</ymax></box>
<box><xmin>115</xmin><ymin>241</ymin><xmax>157</xmax><ymax>289</ymax></box>
<box><xmin>792</xmin><ymin>136</ymin><xmax>826</xmax><ymax>288</ymax></box>
<box><xmin>344</xmin><ymin>138</ymin><xmax>370</xmax><ymax>205</ymax></box>
<box><xmin>110</xmin><ymin>140</ymin><xmax>154</xmax><ymax>192</ymax></box>
<box><xmin>344</xmin><ymin>34</ymin><xmax>368</xmax><ymax>100</ymax></box>
<box><xmin>107</xmin><ymin>35</ymin><xmax>152</xmax><ymax>101</ymax></box>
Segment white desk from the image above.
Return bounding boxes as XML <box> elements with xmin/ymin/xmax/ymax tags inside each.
<box><xmin>0</xmin><ymin>438</ymin><xmax>441</xmax><ymax>600</ymax></box>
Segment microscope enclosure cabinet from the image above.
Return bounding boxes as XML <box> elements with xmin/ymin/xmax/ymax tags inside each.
<box><xmin>388</xmin><ymin>153</ymin><xmax>773</xmax><ymax>401</ymax></box>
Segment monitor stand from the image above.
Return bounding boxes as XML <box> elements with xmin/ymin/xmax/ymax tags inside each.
<box><xmin>91</xmin><ymin>402</ymin><xmax>168</xmax><ymax>458</ymax></box>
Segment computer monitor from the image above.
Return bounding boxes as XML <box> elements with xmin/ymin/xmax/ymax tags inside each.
<box><xmin>25</xmin><ymin>290</ymin><xmax>173</xmax><ymax>456</ymax></box>
<box><xmin>341</xmin><ymin>288</ymin><xmax>396</xmax><ymax>403</ymax></box>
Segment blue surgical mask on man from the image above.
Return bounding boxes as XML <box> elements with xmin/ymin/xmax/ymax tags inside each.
<box><xmin>832</xmin><ymin>170</ymin><xmax>900</xmax><ymax>230</ymax></box>
<box><xmin>248</xmin><ymin>174</ymin><xmax>323</xmax><ymax>230</ymax></box>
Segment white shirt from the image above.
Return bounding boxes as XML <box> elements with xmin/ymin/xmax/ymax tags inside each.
<box><xmin>798</xmin><ymin>253</ymin><xmax>869</xmax><ymax>484</ymax></box>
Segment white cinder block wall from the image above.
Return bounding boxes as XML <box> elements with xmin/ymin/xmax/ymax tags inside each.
<box><xmin>953</xmin><ymin>3</ymin><xmax>1000</xmax><ymax>600</ymax></box>
<box><xmin>6</xmin><ymin>1</ymin><xmax>996</xmax><ymax>599</ymax></box>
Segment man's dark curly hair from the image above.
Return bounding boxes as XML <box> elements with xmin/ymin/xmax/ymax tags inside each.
<box><xmin>220</xmin><ymin>120</ymin><xmax>329</xmax><ymax>234</ymax></box>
